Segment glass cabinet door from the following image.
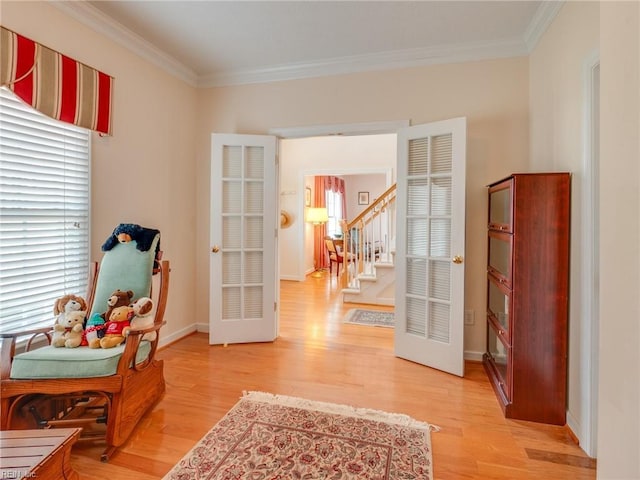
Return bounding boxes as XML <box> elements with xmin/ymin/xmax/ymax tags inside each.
<box><xmin>487</xmin><ymin>231</ymin><xmax>512</xmax><ymax>286</ymax></box>
<box><xmin>487</xmin><ymin>324</ymin><xmax>511</xmax><ymax>400</ymax></box>
<box><xmin>488</xmin><ymin>179</ymin><xmax>512</xmax><ymax>231</ymax></box>
<box><xmin>487</xmin><ymin>275</ymin><xmax>511</xmax><ymax>340</ymax></box>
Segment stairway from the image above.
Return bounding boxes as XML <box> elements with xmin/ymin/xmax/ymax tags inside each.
<box><xmin>340</xmin><ymin>184</ymin><xmax>396</xmax><ymax>306</ymax></box>
<box><xmin>342</xmin><ymin>261</ymin><xmax>395</xmax><ymax>306</ymax></box>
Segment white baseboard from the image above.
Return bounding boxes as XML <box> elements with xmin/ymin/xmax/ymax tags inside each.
<box><xmin>195</xmin><ymin>322</ymin><xmax>209</xmax><ymax>333</ymax></box>
<box><xmin>280</xmin><ymin>274</ymin><xmax>302</xmax><ymax>281</ymax></box>
<box><xmin>464</xmin><ymin>350</ymin><xmax>485</xmax><ymax>362</ymax></box>
<box><xmin>159</xmin><ymin>324</ymin><xmax>198</xmax><ymax>347</ymax></box>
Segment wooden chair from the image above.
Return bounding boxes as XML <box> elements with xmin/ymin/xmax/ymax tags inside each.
<box><xmin>0</xmin><ymin>225</ymin><xmax>170</xmax><ymax>462</ymax></box>
<box><xmin>324</xmin><ymin>236</ymin><xmax>353</xmax><ymax>276</ymax></box>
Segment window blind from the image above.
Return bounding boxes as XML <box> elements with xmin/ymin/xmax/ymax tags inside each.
<box><xmin>0</xmin><ymin>87</ymin><xmax>90</xmax><ymax>333</ymax></box>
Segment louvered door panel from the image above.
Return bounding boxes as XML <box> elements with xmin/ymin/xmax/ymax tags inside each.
<box><xmin>395</xmin><ymin>118</ymin><xmax>466</xmax><ymax>376</ymax></box>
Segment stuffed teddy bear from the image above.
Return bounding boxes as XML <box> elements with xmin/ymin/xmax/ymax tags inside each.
<box><xmin>99</xmin><ymin>305</ymin><xmax>134</xmax><ymax>349</ymax></box>
<box><xmin>100</xmin><ymin>289</ymin><xmax>134</xmax><ymax>323</ymax></box>
<box><xmin>52</xmin><ymin>294</ymin><xmax>87</xmax><ymax>348</ymax></box>
<box><xmin>82</xmin><ymin>289</ymin><xmax>132</xmax><ymax>348</ymax></box>
<box><xmin>128</xmin><ymin>297</ymin><xmax>156</xmax><ymax>342</ymax></box>
<box><xmin>52</xmin><ymin>310</ymin><xmax>86</xmax><ymax>348</ymax></box>
<box><xmin>53</xmin><ymin>294</ymin><xmax>87</xmax><ymax>326</ymax></box>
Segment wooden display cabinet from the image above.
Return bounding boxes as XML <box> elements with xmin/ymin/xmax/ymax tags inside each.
<box><xmin>482</xmin><ymin>173</ymin><xmax>570</xmax><ymax>425</ymax></box>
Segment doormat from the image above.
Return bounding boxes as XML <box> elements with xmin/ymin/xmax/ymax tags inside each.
<box><xmin>163</xmin><ymin>391</ymin><xmax>438</xmax><ymax>480</ymax></box>
<box><xmin>343</xmin><ymin>308</ymin><xmax>395</xmax><ymax>327</ymax></box>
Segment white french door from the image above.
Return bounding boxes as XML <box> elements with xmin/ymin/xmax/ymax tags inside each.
<box><xmin>394</xmin><ymin>118</ymin><xmax>467</xmax><ymax>377</ymax></box>
<box><xmin>209</xmin><ymin>134</ymin><xmax>278</xmax><ymax>344</ymax></box>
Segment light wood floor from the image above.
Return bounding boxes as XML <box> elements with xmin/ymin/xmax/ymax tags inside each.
<box><xmin>71</xmin><ymin>273</ymin><xmax>596</xmax><ymax>479</ymax></box>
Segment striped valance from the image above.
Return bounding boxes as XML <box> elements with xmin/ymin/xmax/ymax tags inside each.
<box><xmin>0</xmin><ymin>26</ymin><xmax>113</xmax><ymax>135</ymax></box>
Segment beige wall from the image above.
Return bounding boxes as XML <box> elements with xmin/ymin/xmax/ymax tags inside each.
<box><xmin>529</xmin><ymin>0</ymin><xmax>599</xmax><ymax>456</ymax></box>
<box><xmin>2</xmin><ymin>1</ymin><xmax>200</xmax><ymax>343</ymax></box>
<box><xmin>598</xmin><ymin>1</ymin><xmax>639</xmax><ymax>478</ymax></box>
<box><xmin>194</xmin><ymin>58</ymin><xmax>530</xmax><ymax>358</ymax></box>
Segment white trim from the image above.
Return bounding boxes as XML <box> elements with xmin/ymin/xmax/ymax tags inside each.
<box><xmin>159</xmin><ymin>323</ymin><xmax>198</xmax><ymax>347</ymax></box>
<box><xmin>52</xmin><ymin>0</ymin><xmax>537</xmax><ymax>88</ymax></box>
<box><xmin>464</xmin><ymin>350</ymin><xmax>485</xmax><ymax>362</ymax></box>
<box><xmin>578</xmin><ymin>51</ymin><xmax>600</xmax><ymax>458</ymax></box>
<box><xmin>51</xmin><ymin>1</ymin><xmax>198</xmax><ymax>86</ymax></box>
<box><xmin>523</xmin><ymin>1</ymin><xmax>565</xmax><ymax>52</ymax></box>
<box><xmin>270</xmin><ymin>120</ymin><xmax>410</xmax><ymax>139</ymax></box>
<box><xmin>199</xmin><ymin>39</ymin><xmax>528</xmax><ymax>87</ymax></box>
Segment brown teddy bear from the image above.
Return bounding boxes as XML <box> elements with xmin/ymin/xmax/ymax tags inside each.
<box><xmin>100</xmin><ymin>289</ymin><xmax>134</xmax><ymax>323</ymax></box>
<box><xmin>99</xmin><ymin>305</ymin><xmax>134</xmax><ymax>349</ymax></box>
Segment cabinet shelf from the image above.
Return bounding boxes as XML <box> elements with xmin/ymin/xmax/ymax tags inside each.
<box><xmin>482</xmin><ymin>173</ymin><xmax>570</xmax><ymax>426</ymax></box>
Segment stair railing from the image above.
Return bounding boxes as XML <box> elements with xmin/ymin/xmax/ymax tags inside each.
<box><xmin>341</xmin><ymin>184</ymin><xmax>396</xmax><ymax>290</ymax></box>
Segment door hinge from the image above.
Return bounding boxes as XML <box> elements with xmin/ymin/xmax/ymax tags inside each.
<box><xmin>274</xmin><ymin>302</ymin><xmax>277</xmax><ymax>312</ymax></box>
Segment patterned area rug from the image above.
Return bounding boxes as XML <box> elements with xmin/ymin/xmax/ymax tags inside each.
<box><xmin>343</xmin><ymin>308</ymin><xmax>395</xmax><ymax>327</ymax></box>
<box><xmin>163</xmin><ymin>391</ymin><xmax>437</xmax><ymax>480</ymax></box>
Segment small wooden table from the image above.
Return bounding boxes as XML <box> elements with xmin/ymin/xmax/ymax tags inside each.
<box><xmin>0</xmin><ymin>428</ymin><xmax>81</xmax><ymax>480</ymax></box>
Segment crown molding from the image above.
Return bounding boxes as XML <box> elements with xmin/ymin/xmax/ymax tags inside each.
<box><xmin>52</xmin><ymin>1</ymin><xmax>545</xmax><ymax>89</ymax></box>
<box><xmin>199</xmin><ymin>38</ymin><xmax>528</xmax><ymax>87</ymax></box>
<box><xmin>523</xmin><ymin>0</ymin><xmax>565</xmax><ymax>52</ymax></box>
<box><xmin>51</xmin><ymin>1</ymin><xmax>198</xmax><ymax>86</ymax></box>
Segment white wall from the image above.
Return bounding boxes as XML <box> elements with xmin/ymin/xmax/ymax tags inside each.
<box><xmin>529</xmin><ymin>0</ymin><xmax>599</xmax><ymax>456</ymax></box>
<box><xmin>2</xmin><ymin>1</ymin><xmax>199</xmax><ymax>343</ymax></box>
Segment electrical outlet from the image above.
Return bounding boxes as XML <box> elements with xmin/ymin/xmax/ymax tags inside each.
<box><xmin>464</xmin><ymin>309</ymin><xmax>475</xmax><ymax>325</ymax></box>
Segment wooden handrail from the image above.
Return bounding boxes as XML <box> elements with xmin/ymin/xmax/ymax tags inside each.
<box><xmin>346</xmin><ymin>183</ymin><xmax>396</xmax><ymax>231</ymax></box>
<box><xmin>341</xmin><ymin>183</ymin><xmax>397</xmax><ymax>290</ymax></box>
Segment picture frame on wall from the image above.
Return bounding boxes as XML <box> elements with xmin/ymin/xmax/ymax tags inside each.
<box><xmin>305</xmin><ymin>187</ymin><xmax>311</xmax><ymax>207</ymax></box>
<box><xmin>358</xmin><ymin>191</ymin><xmax>369</xmax><ymax>205</ymax></box>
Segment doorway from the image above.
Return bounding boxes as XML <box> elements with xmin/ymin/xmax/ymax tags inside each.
<box><xmin>277</xmin><ymin>133</ymin><xmax>397</xmax><ymax>282</ymax></box>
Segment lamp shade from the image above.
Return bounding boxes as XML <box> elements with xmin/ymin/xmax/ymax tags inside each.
<box><xmin>305</xmin><ymin>207</ymin><xmax>329</xmax><ymax>225</ymax></box>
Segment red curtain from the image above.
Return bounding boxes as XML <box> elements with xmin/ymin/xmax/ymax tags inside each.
<box><xmin>313</xmin><ymin>176</ymin><xmax>348</xmax><ymax>270</ymax></box>
<box><xmin>0</xmin><ymin>27</ymin><xmax>113</xmax><ymax>135</ymax></box>
<box><xmin>313</xmin><ymin>176</ymin><xmax>328</xmax><ymax>269</ymax></box>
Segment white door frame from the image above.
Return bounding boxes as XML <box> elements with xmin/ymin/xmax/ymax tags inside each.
<box><xmin>579</xmin><ymin>52</ymin><xmax>600</xmax><ymax>458</ymax></box>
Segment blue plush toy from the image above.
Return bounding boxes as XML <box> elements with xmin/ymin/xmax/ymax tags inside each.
<box><xmin>101</xmin><ymin>223</ymin><xmax>160</xmax><ymax>253</ymax></box>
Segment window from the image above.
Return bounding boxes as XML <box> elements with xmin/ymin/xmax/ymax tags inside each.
<box><xmin>0</xmin><ymin>87</ymin><xmax>90</xmax><ymax>332</ymax></box>
<box><xmin>325</xmin><ymin>189</ymin><xmax>343</xmax><ymax>237</ymax></box>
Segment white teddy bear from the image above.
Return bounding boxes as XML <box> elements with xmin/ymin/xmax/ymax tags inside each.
<box><xmin>52</xmin><ymin>310</ymin><xmax>86</xmax><ymax>348</ymax></box>
<box><xmin>52</xmin><ymin>294</ymin><xmax>87</xmax><ymax>348</ymax></box>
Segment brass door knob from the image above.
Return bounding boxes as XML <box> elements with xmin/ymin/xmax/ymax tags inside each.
<box><xmin>452</xmin><ymin>255</ymin><xmax>463</xmax><ymax>264</ymax></box>
<box><xmin>211</xmin><ymin>245</ymin><xmax>220</xmax><ymax>253</ymax></box>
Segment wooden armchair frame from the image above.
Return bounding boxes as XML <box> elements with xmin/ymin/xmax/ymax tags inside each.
<box><xmin>0</xmin><ymin>258</ymin><xmax>170</xmax><ymax>462</ymax></box>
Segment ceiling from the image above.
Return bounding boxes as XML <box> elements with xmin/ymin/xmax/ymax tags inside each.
<box><xmin>54</xmin><ymin>1</ymin><xmax>562</xmax><ymax>87</ymax></box>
